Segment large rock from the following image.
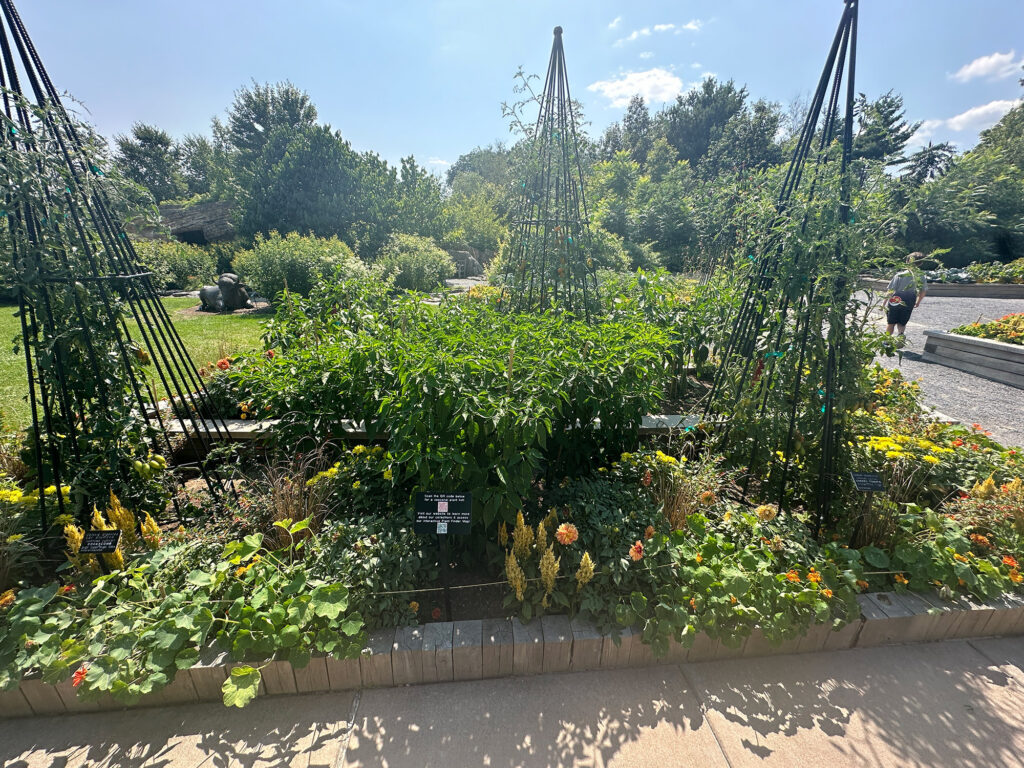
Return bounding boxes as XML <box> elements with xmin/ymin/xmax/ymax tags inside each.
<box><xmin>158</xmin><ymin>200</ymin><xmax>234</xmax><ymax>244</ymax></box>
<box><xmin>451</xmin><ymin>250</ymin><xmax>484</xmax><ymax>278</ymax></box>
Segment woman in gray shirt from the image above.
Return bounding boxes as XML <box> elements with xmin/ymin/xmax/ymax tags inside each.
<box><xmin>885</xmin><ymin>252</ymin><xmax>926</xmax><ymax>335</ymax></box>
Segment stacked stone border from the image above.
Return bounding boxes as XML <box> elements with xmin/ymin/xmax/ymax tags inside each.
<box><xmin>923</xmin><ymin>330</ymin><xmax>1024</xmax><ymax>390</ymax></box>
<box><xmin>3</xmin><ymin>591</ymin><xmax>1023</xmax><ymax>719</ymax></box>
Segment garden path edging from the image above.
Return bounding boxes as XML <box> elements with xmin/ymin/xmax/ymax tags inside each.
<box><xmin>3</xmin><ymin>590</ymin><xmax>1023</xmax><ymax>719</ymax></box>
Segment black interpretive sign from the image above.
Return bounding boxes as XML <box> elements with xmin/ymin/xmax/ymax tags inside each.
<box><xmin>78</xmin><ymin>529</ymin><xmax>122</xmax><ymax>554</ymax></box>
<box><xmin>850</xmin><ymin>472</ymin><xmax>885</xmax><ymax>493</ymax></box>
<box><xmin>414</xmin><ymin>492</ymin><xmax>472</xmax><ymax>535</ymax></box>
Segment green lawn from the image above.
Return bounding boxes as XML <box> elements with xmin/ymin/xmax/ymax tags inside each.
<box><xmin>0</xmin><ymin>297</ymin><xmax>265</xmax><ymax>429</ymax></box>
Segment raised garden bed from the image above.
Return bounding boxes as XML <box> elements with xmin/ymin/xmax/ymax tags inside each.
<box><xmin>3</xmin><ymin>592</ymin><xmax>1022</xmax><ymax>719</ymax></box>
<box><xmin>923</xmin><ymin>330</ymin><xmax>1024</xmax><ymax>389</ymax></box>
<box><xmin>860</xmin><ymin>277</ymin><xmax>1024</xmax><ymax>299</ymax></box>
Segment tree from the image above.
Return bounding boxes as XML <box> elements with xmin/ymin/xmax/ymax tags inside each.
<box><xmin>902</xmin><ymin>142</ymin><xmax>955</xmax><ymax>186</ymax></box>
<box><xmin>853</xmin><ymin>91</ymin><xmax>919</xmax><ymax>166</ymax></box>
<box><xmin>622</xmin><ymin>95</ymin><xmax>654</xmax><ymax>165</ymax></box>
<box><xmin>178</xmin><ymin>134</ymin><xmax>215</xmax><ymax>197</ymax></box>
<box><xmin>659</xmin><ymin>78</ymin><xmax>748</xmax><ymax>166</ymax></box>
<box><xmin>394</xmin><ymin>156</ymin><xmax>451</xmax><ymax>243</ymax></box>
<box><xmin>701</xmin><ymin>99</ymin><xmax>784</xmax><ymax>178</ymax></box>
<box><xmin>113</xmin><ymin>122</ymin><xmax>186</xmax><ymax>202</ymax></box>
<box><xmin>598</xmin><ymin>121</ymin><xmax>625</xmax><ymax>161</ymax></box>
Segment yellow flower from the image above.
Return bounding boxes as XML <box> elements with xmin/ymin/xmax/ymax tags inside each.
<box><xmin>505</xmin><ymin>551</ymin><xmax>527</xmax><ymax>601</ymax></box>
<box><xmin>512</xmin><ymin>511</ymin><xmax>534</xmax><ymax>560</ymax></box>
<box><xmin>409</xmin><ymin>601</ymin><xmax>420</xmax><ymax>613</ymax></box>
<box><xmin>64</xmin><ymin>523</ymin><xmax>84</xmax><ymax>556</ymax></box>
<box><xmin>1010</xmin><ymin>569</ymin><xmax>1023</xmax><ymax>584</ymax></box>
<box><xmin>352</xmin><ymin>445</ymin><xmax>367</xmax><ymax>455</ymax></box>
<box><xmin>953</xmin><ymin>553</ymin><xmax>968</xmax><ymax>563</ymax></box>
<box><xmin>539</xmin><ymin>545</ymin><xmax>559</xmax><ymax>596</ymax></box>
<box><xmin>382</xmin><ymin>468</ymin><xmax>393</xmax><ymax>481</ymax></box>
<box><xmin>106</xmin><ymin>493</ymin><xmax>137</xmax><ymax>549</ymax></box>
<box><xmin>0</xmin><ymin>588</ymin><xmax>15</xmax><ymax>609</ymax></box>
<box><xmin>352</xmin><ymin>481</ymin><xmax>361</xmax><ymax>490</ymax></box>
<box><xmin>885</xmin><ymin>450</ymin><xmax>904</xmax><ymax>459</ymax></box>
<box><xmin>922</xmin><ymin>455</ymin><xmax>940</xmax><ymax>465</ymax></box>
<box><xmin>6</xmin><ymin>534</ymin><xmax>24</xmax><ymax>543</ymax></box>
<box><xmin>655</xmin><ymin>451</ymin><xmax>677</xmax><ymax>465</ymax></box>
<box><xmin>755</xmin><ymin>504</ymin><xmax>778</xmax><ymax>522</ymax></box>
<box><xmin>141</xmin><ymin>512</ymin><xmax>161</xmax><ymax>550</ymax></box>
<box><xmin>498</xmin><ymin>521</ymin><xmax>508</xmax><ymax>547</ymax></box>
<box><xmin>575</xmin><ymin>551</ymin><xmax>595</xmax><ymax>591</ymax></box>
<box><xmin>971</xmin><ymin>476</ymin><xmax>997</xmax><ymax>500</ymax></box>
<box><xmin>822</xmin><ymin>588</ymin><xmax>833</xmax><ymax>599</ymax></box>
<box><xmin>536</xmin><ymin>518</ymin><xmax>548</xmax><ymax>553</ymax></box>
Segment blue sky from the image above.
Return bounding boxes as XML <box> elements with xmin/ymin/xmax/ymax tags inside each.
<box><xmin>17</xmin><ymin>1</ymin><xmax>1024</xmax><ymax>174</ymax></box>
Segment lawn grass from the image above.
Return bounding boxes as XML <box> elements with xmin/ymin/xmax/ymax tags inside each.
<box><xmin>0</xmin><ymin>297</ymin><xmax>265</xmax><ymax>429</ymax></box>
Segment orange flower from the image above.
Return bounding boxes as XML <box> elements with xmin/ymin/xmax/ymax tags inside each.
<box><xmin>555</xmin><ymin>523</ymin><xmax>579</xmax><ymax>546</ymax></box>
<box><xmin>954</xmin><ymin>553</ymin><xmax>968</xmax><ymax>563</ymax></box>
<box><xmin>0</xmin><ymin>589</ymin><xmax>15</xmax><ymax>609</ymax></box>
<box><xmin>894</xmin><ymin>573</ymin><xmax>909</xmax><ymax>585</ymax></box>
<box><xmin>699</xmin><ymin>490</ymin><xmax>717</xmax><ymax>505</ymax></box>
<box><xmin>216</xmin><ymin>358</ymin><xmax>230</xmax><ymax>371</ymax></box>
<box><xmin>969</xmin><ymin>533</ymin><xmax>991</xmax><ymax>548</ymax></box>
<box><xmin>856</xmin><ymin>579</ymin><xmax>870</xmax><ymax>589</ymax></box>
<box><xmin>1003</xmin><ymin>556</ymin><xmax>1018</xmax><ymax>568</ymax></box>
<box><xmin>689</xmin><ymin>597</ymin><xmax>697</xmax><ymax>610</ymax></box>
<box><xmin>953</xmin><ymin>438</ymin><xmax>964</xmax><ymax>447</ymax></box>
<box><xmin>644</xmin><ymin>525</ymin><xmax>655</xmax><ymax>540</ymax></box>
<box><xmin>629</xmin><ymin>540</ymin><xmax>644</xmax><ymax>561</ymax></box>
<box><xmin>72</xmin><ymin>664</ymin><xmax>88</xmax><ymax>688</ymax></box>
<box><xmin>1010</xmin><ymin>569</ymin><xmax>1023</xmax><ymax>584</ymax></box>
<box><xmin>729</xmin><ymin>595</ymin><xmax>738</xmax><ymax>605</ymax></box>
<box><xmin>785</xmin><ymin>570</ymin><xmax>800</xmax><ymax>583</ymax></box>
<box><xmin>264</xmin><ymin>349</ymin><xmax>275</xmax><ymax>359</ymax></box>
<box><xmin>695</xmin><ymin>553</ymin><xmax>703</xmax><ymax>564</ymax></box>
<box><xmin>822</xmin><ymin>588</ymin><xmax>833</xmax><ymax>599</ymax></box>
<box><xmin>808</xmin><ymin>571</ymin><xmax>822</xmax><ymax>584</ymax></box>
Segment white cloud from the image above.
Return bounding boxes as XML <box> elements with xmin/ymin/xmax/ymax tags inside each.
<box><xmin>653</xmin><ymin>23</ymin><xmax>674</xmax><ymax>32</ymax></box>
<box><xmin>691</xmin><ymin>62</ymin><xmax>702</xmax><ymax>69</ymax></box>
<box><xmin>699</xmin><ymin>71</ymin><xmax>716</xmax><ymax>81</ymax></box>
<box><xmin>615</xmin><ymin>20</ymin><xmax>700</xmax><ymax>46</ymax></box>
<box><xmin>587</xmin><ymin>68</ymin><xmax>684</xmax><ymax>108</ymax></box>
<box><xmin>906</xmin><ymin>118</ymin><xmax>945</xmax><ymax>149</ymax></box>
<box><xmin>945</xmin><ymin>99</ymin><xmax>1021</xmax><ymax>132</ymax></box>
<box><xmin>639</xmin><ymin>51</ymin><xmax>654</xmax><ymax>60</ymax></box>
<box><xmin>608</xmin><ymin>16</ymin><xmax>622</xmax><ymax>30</ymax></box>
<box><xmin>951</xmin><ymin>50</ymin><xmax>1023</xmax><ymax>82</ymax></box>
<box><xmin>681</xmin><ymin>19</ymin><xmax>703</xmax><ymax>32</ymax></box>
<box><xmin>614</xmin><ymin>27</ymin><xmax>651</xmax><ymax>46</ymax></box>
<box><xmin>427</xmin><ymin>157</ymin><xmax>450</xmax><ymax>167</ymax></box>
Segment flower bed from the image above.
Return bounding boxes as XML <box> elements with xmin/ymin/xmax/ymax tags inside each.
<box><xmin>951</xmin><ymin>313</ymin><xmax>1024</xmax><ymax>346</ymax></box>
<box><xmin>922</xmin><ymin>329</ymin><xmax>1024</xmax><ymax>389</ymax></box>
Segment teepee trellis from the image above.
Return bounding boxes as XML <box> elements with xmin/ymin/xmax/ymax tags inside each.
<box><xmin>501</xmin><ymin>26</ymin><xmax>600</xmax><ymax>319</ymax></box>
<box><xmin>0</xmin><ymin>0</ymin><xmax>232</xmax><ymax>530</ymax></box>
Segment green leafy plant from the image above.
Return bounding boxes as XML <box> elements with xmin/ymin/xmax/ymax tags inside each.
<box><xmin>374</xmin><ymin>233</ymin><xmax>455</xmax><ymax>292</ymax></box>
<box><xmin>232</xmin><ymin>230</ymin><xmax>367</xmax><ymax>301</ymax></box>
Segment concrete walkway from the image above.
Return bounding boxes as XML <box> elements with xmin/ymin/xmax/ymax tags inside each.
<box><xmin>3</xmin><ymin>637</ymin><xmax>1024</xmax><ymax>767</ymax></box>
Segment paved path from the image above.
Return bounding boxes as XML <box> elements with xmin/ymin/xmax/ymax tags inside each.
<box><xmin>3</xmin><ymin>637</ymin><xmax>1024</xmax><ymax>767</ymax></box>
<box><xmin>871</xmin><ymin>294</ymin><xmax>1024</xmax><ymax>448</ymax></box>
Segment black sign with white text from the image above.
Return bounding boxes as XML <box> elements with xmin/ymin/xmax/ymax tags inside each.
<box><xmin>850</xmin><ymin>472</ymin><xmax>885</xmax><ymax>492</ymax></box>
<box><xmin>414</xmin><ymin>492</ymin><xmax>472</xmax><ymax>535</ymax></box>
<box><xmin>78</xmin><ymin>529</ymin><xmax>122</xmax><ymax>554</ymax></box>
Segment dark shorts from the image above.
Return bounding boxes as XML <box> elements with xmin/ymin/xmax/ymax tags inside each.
<box><xmin>886</xmin><ymin>290</ymin><xmax>917</xmax><ymax>326</ymax></box>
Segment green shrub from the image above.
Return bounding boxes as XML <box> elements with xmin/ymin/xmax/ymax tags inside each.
<box><xmin>133</xmin><ymin>239</ymin><xmax>216</xmax><ymax>291</ymax></box>
<box><xmin>375</xmin><ymin>233</ymin><xmax>455</xmax><ymax>292</ymax></box>
<box><xmin>232</xmin><ymin>231</ymin><xmax>367</xmax><ymax>301</ymax></box>
<box><xmin>966</xmin><ymin>258</ymin><xmax>1024</xmax><ymax>284</ymax></box>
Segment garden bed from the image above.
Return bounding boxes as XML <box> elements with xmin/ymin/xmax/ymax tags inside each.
<box><xmin>3</xmin><ymin>593</ymin><xmax>1022</xmax><ymax>719</ymax></box>
<box><xmin>922</xmin><ymin>330</ymin><xmax>1024</xmax><ymax>389</ymax></box>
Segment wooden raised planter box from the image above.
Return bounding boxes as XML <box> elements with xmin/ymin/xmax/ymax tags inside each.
<box><xmin>922</xmin><ymin>330</ymin><xmax>1024</xmax><ymax>390</ymax></box>
<box><xmin>860</xmin><ymin>277</ymin><xmax>1024</xmax><ymax>299</ymax></box>
<box><xmin>3</xmin><ymin>591</ymin><xmax>1023</xmax><ymax>719</ymax></box>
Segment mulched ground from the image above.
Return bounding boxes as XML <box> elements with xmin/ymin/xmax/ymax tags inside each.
<box><xmin>869</xmin><ymin>292</ymin><xmax>1024</xmax><ymax>448</ymax></box>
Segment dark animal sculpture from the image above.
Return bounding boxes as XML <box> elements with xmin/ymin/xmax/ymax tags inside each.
<box><xmin>199</xmin><ymin>273</ymin><xmax>254</xmax><ymax>312</ymax></box>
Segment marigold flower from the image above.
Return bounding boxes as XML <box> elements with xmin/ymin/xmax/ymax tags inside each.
<box><xmin>409</xmin><ymin>601</ymin><xmax>419</xmax><ymax>613</ymax></box>
<box><xmin>894</xmin><ymin>573</ymin><xmax>909</xmax><ymax>585</ymax></box>
<box><xmin>555</xmin><ymin>523</ymin><xmax>578</xmax><ymax>546</ymax></box>
<box><xmin>1004</xmin><ymin>556</ymin><xmax>1019</xmax><ymax>568</ymax></box>
<box><xmin>755</xmin><ymin>504</ymin><xmax>778</xmax><ymax>522</ymax></box>
<box><xmin>216</xmin><ymin>358</ymin><xmax>230</xmax><ymax>371</ymax></box>
<box><xmin>700</xmin><ymin>490</ymin><xmax>717</xmax><ymax>506</ymax></box>
<box><xmin>644</xmin><ymin>525</ymin><xmax>655</xmax><ymax>541</ymax></box>
<box><xmin>629</xmin><ymin>540</ymin><xmax>644</xmax><ymax>561</ymax></box>
<box><xmin>808</xmin><ymin>571</ymin><xmax>822</xmax><ymax>583</ymax></box>
<box><xmin>575</xmin><ymin>551</ymin><xmax>595</xmax><ymax>591</ymax></box>
<box><xmin>822</xmin><ymin>588</ymin><xmax>833</xmax><ymax>599</ymax></box>
<box><xmin>0</xmin><ymin>588</ymin><xmax>15</xmax><ymax>609</ymax></box>
<box><xmin>1010</xmin><ymin>569</ymin><xmax>1023</xmax><ymax>584</ymax></box>
<box><xmin>72</xmin><ymin>664</ymin><xmax>88</xmax><ymax>688</ymax></box>
<box><xmin>785</xmin><ymin>570</ymin><xmax>800</xmax><ymax>583</ymax></box>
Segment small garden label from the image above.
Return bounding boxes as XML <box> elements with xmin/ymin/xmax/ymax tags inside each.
<box><xmin>850</xmin><ymin>472</ymin><xmax>885</xmax><ymax>492</ymax></box>
<box><xmin>78</xmin><ymin>529</ymin><xmax>122</xmax><ymax>554</ymax></box>
<box><xmin>414</xmin><ymin>492</ymin><xmax>472</xmax><ymax>535</ymax></box>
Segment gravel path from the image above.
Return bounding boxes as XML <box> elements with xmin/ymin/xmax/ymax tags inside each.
<box><xmin>871</xmin><ymin>293</ymin><xmax>1024</xmax><ymax>448</ymax></box>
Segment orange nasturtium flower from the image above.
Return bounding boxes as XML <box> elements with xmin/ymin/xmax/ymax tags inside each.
<box><xmin>555</xmin><ymin>523</ymin><xmax>579</xmax><ymax>546</ymax></box>
<box><xmin>1010</xmin><ymin>569</ymin><xmax>1023</xmax><ymax>584</ymax></box>
<box><xmin>821</xmin><ymin>588</ymin><xmax>833</xmax><ymax>599</ymax></box>
<box><xmin>807</xmin><ymin>570</ymin><xmax>822</xmax><ymax>584</ymax></box>
<box><xmin>785</xmin><ymin>570</ymin><xmax>800</xmax><ymax>583</ymax></box>
<box><xmin>629</xmin><ymin>540</ymin><xmax>644</xmax><ymax>561</ymax></box>
<box><xmin>894</xmin><ymin>573</ymin><xmax>909</xmax><ymax>585</ymax></box>
<box><xmin>856</xmin><ymin>579</ymin><xmax>870</xmax><ymax>589</ymax></box>
<box><xmin>1003</xmin><ymin>556</ymin><xmax>1019</xmax><ymax>569</ymax></box>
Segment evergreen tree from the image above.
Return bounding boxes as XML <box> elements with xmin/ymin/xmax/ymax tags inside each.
<box><xmin>902</xmin><ymin>142</ymin><xmax>955</xmax><ymax>186</ymax></box>
<box><xmin>659</xmin><ymin>77</ymin><xmax>747</xmax><ymax>166</ymax></box>
<box><xmin>622</xmin><ymin>95</ymin><xmax>654</xmax><ymax>165</ymax></box>
<box><xmin>853</xmin><ymin>91</ymin><xmax>919</xmax><ymax>166</ymax></box>
<box><xmin>113</xmin><ymin>122</ymin><xmax>186</xmax><ymax>203</ymax></box>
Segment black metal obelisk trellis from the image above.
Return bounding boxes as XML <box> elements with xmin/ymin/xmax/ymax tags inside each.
<box><xmin>704</xmin><ymin>0</ymin><xmax>860</xmax><ymax>531</ymax></box>
<box><xmin>501</xmin><ymin>26</ymin><xmax>600</xmax><ymax>320</ymax></box>
<box><xmin>0</xmin><ymin>0</ymin><xmax>232</xmax><ymax>530</ymax></box>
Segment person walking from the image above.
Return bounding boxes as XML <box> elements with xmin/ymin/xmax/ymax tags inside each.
<box><xmin>885</xmin><ymin>252</ymin><xmax>926</xmax><ymax>336</ymax></box>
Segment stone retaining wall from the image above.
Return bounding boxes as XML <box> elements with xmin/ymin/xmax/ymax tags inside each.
<box><xmin>3</xmin><ymin>591</ymin><xmax>1022</xmax><ymax>719</ymax></box>
<box><xmin>922</xmin><ymin>330</ymin><xmax>1024</xmax><ymax>390</ymax></box>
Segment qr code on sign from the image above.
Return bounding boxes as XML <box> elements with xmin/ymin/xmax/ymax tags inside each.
<box><xmin>438</xmin><ymin>501</ymin><xmax>449</xmax><ymax>513</ymax></box>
